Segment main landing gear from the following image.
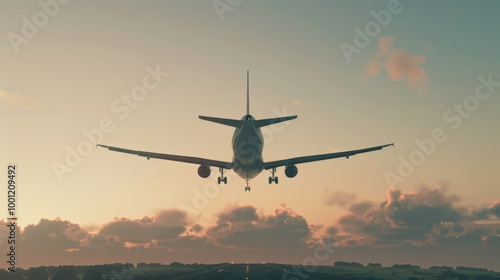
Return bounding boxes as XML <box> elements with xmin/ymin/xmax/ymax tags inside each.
<box><xmin>268</xmin><ymin>168</ymin><xmax>278</xmax><ymax>184</ymax></box>
<box><xmin>217</xmin><ymin>168</ymin><xmax>227</xmax><ymax>184</ymax></box>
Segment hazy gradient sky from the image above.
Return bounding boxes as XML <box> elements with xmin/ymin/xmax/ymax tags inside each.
<box><xmin>1</xmin><ymin>0</ymin><xmax>500</xmax><ymax>270</ymax></box>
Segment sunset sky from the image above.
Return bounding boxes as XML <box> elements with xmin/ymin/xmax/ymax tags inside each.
<box><xmin>1</xmin><ymin>0</ymin><xmax>500</xmax><ymax>271</ymax></box>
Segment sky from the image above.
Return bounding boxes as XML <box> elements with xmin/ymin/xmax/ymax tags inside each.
<box><xmin>1</xmin><ymin>0</ymin><xmax>500</xmax><ymax>271</ymax></box>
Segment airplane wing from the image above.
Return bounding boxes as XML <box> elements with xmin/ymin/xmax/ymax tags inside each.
<box><xmin>97</xmin><ymin>144</ymin><xmax>233</xmax><ymax>169</ymax></box>
<box><xmin>262</xmin><ymin>143</ymin><xmax>394</xmax><ymax>170</ymax></box>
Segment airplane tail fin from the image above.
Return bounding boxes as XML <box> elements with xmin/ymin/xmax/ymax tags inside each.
<box><xmin>247</xmin><ymin>70</ymin><xmax>249</xmax><ymax>115</ymax></box>
<box><xmin>199</xmin><ymin>70</ymin><xmax>297</xmax><ymax>128</ymax></box>
<box><xmin>247</xmin><ymin>70</ymin><xmax>298</xmax><ymax>127</ymax></box>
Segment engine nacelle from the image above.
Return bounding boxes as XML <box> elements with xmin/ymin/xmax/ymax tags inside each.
<box><xmin>285</xmin><ymin>164</ymin><xmax>298</xmax><ymax>178</ymax></box>
<box><xmin>197</xmin><ymin>164</ymin><xmax>211</xmax><ymax>178</ymax></box>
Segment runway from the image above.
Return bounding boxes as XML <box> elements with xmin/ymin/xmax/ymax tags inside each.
<box><xmin>173</xmin><ymin>263</ymin><xmax>308</xmax><ymax>280</ymax></box>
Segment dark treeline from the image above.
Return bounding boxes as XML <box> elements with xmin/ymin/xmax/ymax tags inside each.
<box><xmin>430</xmin><ymin>265</ymin><xmax>455</xmax><ymax>270</ymax></box>
<box><xmin>392</xmin><ymin>264</ymin><xmax>421</xmax><ymax>269</ymax></box>
<box><xmin>0</xmin><ymin>263</ymin><xmax>133</xmax><ymax>280</ymax></box>
<box><xmin>456</xmin><ymin>266</ymin><xmax>489</xmax><ymax>272</ymax></box>
<box><xmin>332</xmin><ymin>261</ymin><xmax>490</xmax><ymax>272</ymax></box>
<box><xmin>0</xmin><ymin>262</ymin><xmax>209</xmax><ymax>280</ymax></box>
<box><xmin>0</xmin><ymin>262</ymin><xmax>494</xmax><ymax>280</ymax></box>
<box><xmin>333</xmin><ymin>261</ymin><xmax>364</xmax><ymax>267</ymax></box>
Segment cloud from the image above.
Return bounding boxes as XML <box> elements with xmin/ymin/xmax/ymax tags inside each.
<box><xmin>331</xmin><ymin>187</ymin><xmax>500</xmax><ymax>250</ymax></box>
<box><xmin>207</xmin><ymin>205</ymin><xmax>312</xmax><ymax>251</ymax></box>
<box><xmin>335</xmin><ymin>188</ymin><xmax>463</xmax><ymax>244</ymax></box>
<box><xmin>490</xmin><ymin>201</ymin><xmax>500</xmax><ymax>218</ymax></box>
<box><xmin>323</xmin><ymin>191</ymin><xmax>357</xmax><ymax>207</ymax></box>
<box><xmin>99</xmin><ymin>209</ymin><xmax>188</xmax><ymax>243</ymax></box>
<box><xmin>325</xmin><ymin>226</ymin><xmax>338</xmax><ymax>235</ymax></box>
<box><xmin>290</xmin><ymin>99</ymin><xmax>303</xmax><ymax>106</ymax></box>
<box><xmin>15</xmin><ymin>9</ymin><xmax>33</xmax><ymax>17</ymax></box>
<box><xmin>217</xmin><ymin>205</ymin><xmax>259</xmax><ymax>223</ymax></box>
<box><xmin>366</xmin><ymin>36</ymin><xmax>428</xmax><ymax>93</ymax></box>
<box><xmin>0</xmin><ymin>89</ymin><xmax>46</xmax><ymax>111</ymax></box>
<box><xmin>349</xmin><ymin>201</ymin><xmax>375</xmax><ymax>215</ymax></box>
<box><xmin>470</xmin><ymin>200</ymin><xmax>500</xmax><ymax>220</ymax></box>
<box><xmin>384</xmin><ymin>188</ymin><xmax>461</xmax><ymax>229</ymax></box>
<box><xmin>385</xmin><ymin>50</ymin><xmax>428</xmax><ymax>92</ymax></box>
<box><xmin>377</xmin><ymin>36</ymin><xmax>395</xmax><ymax>57</ymax></box>
<box><xmin>7</xmin><ymin>205</ymin><xmax>317</xmax><ymax>267</ymax></box>
<box><xmin>283</xmin><ymin>97</ymin><xmax>303</xmax><ymax>106</ymax></box>
<box><xmin>4</xmin><ymin>193</ymin><xmax>500</xmax><ymax>270</ymax></box>
<box><xmin>21</xmin><ymin>218</ymin><xmax>87</xmax><ymax>253</ymax></box>
<box><xmin>189</xmin><ymin>224</ymin><xmax>203</xmax><ymax>233</ymax></box>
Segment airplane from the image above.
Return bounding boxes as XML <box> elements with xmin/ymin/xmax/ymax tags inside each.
<box><xmin>97</xmin><ymin>71</ymin><xmax>393</xmax><ymax>191</ymax></box>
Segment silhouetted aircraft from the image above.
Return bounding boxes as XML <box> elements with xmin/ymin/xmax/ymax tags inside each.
<box><xmin>98</xmin><ymin>71</ymin><xmax>393</xmax><ymax>191</ymax></box>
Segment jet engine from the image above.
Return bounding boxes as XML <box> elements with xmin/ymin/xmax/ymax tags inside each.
<box><xmin>197</xmin><ymin>164</ymin><xmax>211</xmax><ymax>178</ymax></box>
<box><xmin>285</xmin><ymin>164</ymin><xmax>298</xmax><ymax>178</ymax></box>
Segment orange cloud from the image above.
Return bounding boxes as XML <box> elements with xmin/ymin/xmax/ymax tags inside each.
<box><xmin>377</xmin><ymin>36</ymin><xmax>395</xmax><ymax>57</ymax></box>
<box><xmin>0</xmin><ymin>89</ymin><xmax>45</xmax><ymax>111</ymax></box>
<box><xmin>367</xmin><ymin>36</ymin><xmax>428</xmax><ymax>93</ymax></box>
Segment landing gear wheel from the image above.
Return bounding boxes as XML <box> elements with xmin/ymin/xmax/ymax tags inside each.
<box><xmin>218</xmin><ymin>177</ymin><xmax>227</xmax><ymax>184</ymax></box>
<box><xmin>269</xmin><ymin>168</ymin><xmax>278</xmax><ymax>184</ymax></box>
<box><xmin>268</xmin><ymin>177</ymin><xmax>278</xmax><ymax>184</ymax></box>
<box><xmin>217</xmin><ymin>168</ymin><xmax>227</xmax><ymax>184</ymax></box>
<box><xmin>244</xmin><ymin>176</ymin><xmax>251</xmax><ymax>192</ymax></box>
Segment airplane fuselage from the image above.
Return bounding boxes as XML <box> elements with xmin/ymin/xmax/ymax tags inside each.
<box><xmin>231</xmin><ymin>114</ymin><xmax>264</xmax><ymax>180</ymax></box>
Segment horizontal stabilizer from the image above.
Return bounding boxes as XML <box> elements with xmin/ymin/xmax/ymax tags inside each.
<box><xmin>199</xmin><ymin>116</ymin><xmax>244</xmax><ymax>128</ymax></box>
<box><xmin>253</xmin><ymin>115</ymin><xmax>297</xmax><ymax>128</ymax></box>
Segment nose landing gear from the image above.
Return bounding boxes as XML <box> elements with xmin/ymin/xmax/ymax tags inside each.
<box><xmin>245</xmin><ymin>171</ymin><xmax>251</xmax><ymax>191</ymax></box>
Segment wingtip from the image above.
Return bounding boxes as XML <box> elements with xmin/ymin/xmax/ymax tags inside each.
<box><xmin>96</xmin><ymin>143</ymin><xmax>107</xmax><ymax>149</ymax></box>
